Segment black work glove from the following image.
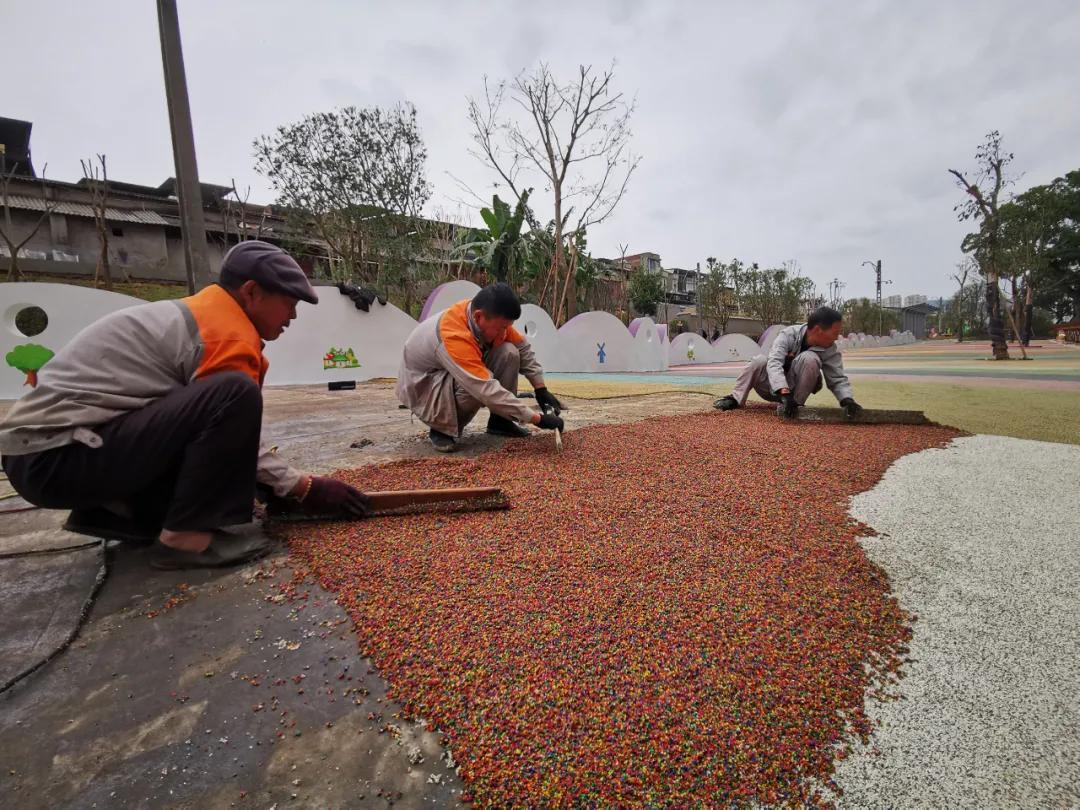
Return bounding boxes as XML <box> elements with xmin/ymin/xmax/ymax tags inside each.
<box><xmin>303</xmin><ymin>476</ymin><xmax>371</xmax><ymax>517</ymax></box>
<box><xmin>780</xmin><ymin>393</ymin><xmax>799</xmax><ymax>419</ymax></box>
<box><xmin>534</xmin><ymin>387</ymin><xmax>564</xmax><ymax>415</ymax></box>
<box><xmin>536</xmin><ymin>413</ymin><xmax>565</xmax><ymax>431</ymax></box>
<box><xmin>840</xmin><ymin>398</ymin><xmax>863</xmax><ymax>418</ymax></box>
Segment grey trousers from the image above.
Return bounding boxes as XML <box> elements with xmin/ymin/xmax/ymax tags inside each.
<box><xmin>731</xmin><ymin>352</ymin><xmax>823</xmax><ymax>406</ymax></box>
<box><xmin>453</xmin><ymin>342</ymin><xmax>520</xmax><ymax>429</ymax></box>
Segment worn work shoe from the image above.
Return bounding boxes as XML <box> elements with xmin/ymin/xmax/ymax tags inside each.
<box><xmin>429</xmin><ymin>428</ymin><xmax>458</xmax><ymax>453</ymax></box>
<box><xmin>149</xmin><ymin>528</ymin><xmax>274</xmax><ymax>571</ymax></box>
<box><xmin>486</xmin><ymin>415</ymin><xmax>531</xmax><ymax>438</ymax></box>
<box><xmin>713</xmin><ymin>395</ymin><xmax>740</xmax><ymax>411</ymax></box>
<box><xmin>63</xmin><ymin>506</ymin><xmax>159</xmax><ymax>545</ymax></box>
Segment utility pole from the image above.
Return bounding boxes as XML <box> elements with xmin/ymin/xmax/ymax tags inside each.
<box><xmin>695</xmin><ymin>261</ymin><xmax>702</xmax><ymax>336</ymax></box>
<box><xmin>157</xmin><ymin>0</ymin><xmax>211</xmax><ymax>293</ymax></box>
<box><xmin>828</xmin><ymin>277</ymin><xmax>845</xmax><ymax>309</ymax></box>
<box><xmin>862</xmin><ymin>259</ymin><xmax>891</xmax><ymax>336</ymax></box>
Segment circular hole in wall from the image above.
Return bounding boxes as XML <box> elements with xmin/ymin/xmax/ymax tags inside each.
<box><xmin>524</xmin><ymin>320</ymin><xmax>537</xmax><ymax>337</ymax></box>
<box><xmin>15</xmin><ymin>306</ymin><xmax>48</xmax><ymax>337</ymax></box>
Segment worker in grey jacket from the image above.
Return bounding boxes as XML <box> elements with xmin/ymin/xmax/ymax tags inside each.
<box><xmin>713</xmin><ymin>306</ymin><xmax>863</xmax><ymax>418</ymax></box>
<box><xmin>0</xmin><ymin>242</ymin><xmax>370</xmax><ymax>569</ymax></box>
<box><xmin>397</xmin><ymin>283</ymin><xmax>564</xmax><ymax>452</ymax></box>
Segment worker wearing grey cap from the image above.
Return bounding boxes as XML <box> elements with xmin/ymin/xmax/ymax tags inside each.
<box><xmin>0</xmin><ymin>241</ymin><xmax>370</xmax><ymax>569</ymax></box>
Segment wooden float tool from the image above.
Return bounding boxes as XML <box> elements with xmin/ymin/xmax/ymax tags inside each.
<box><xmin>795</xmin><ymin>407</ymin><xmax>931</xmax><ymax>425</ymax></box>
<box><xmin>268</xmin><ymin>486</ymin><xmax>510</xmax><ymax>521</ymax></box>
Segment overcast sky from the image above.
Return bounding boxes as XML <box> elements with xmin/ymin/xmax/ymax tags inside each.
<box><xmin>7</xmin><ymin>1</ymin><xmax>1079</xmax><ymax>299</ymax></box>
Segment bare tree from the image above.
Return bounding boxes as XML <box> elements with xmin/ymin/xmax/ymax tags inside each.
<box><xmin>0</xmin><ymin>160</ymin><xmax>54</xmax><ymax>281</ymax></box>
<box><xmin>949</xmin><ymin>131</ymin><xmax>1013</xmax><ymax>360</ymax></box>
<box><xmin>467</xmin><ymin>63</ymin><xmax>640</xmax><ymax>324</ymax></box>
<box><xmin>951</xmin><ymin>260</ymin><xmax>972</xmax><ymax>342</ymax></box>
<box><xmin>80</xmin><ymin>154</ymin><xmax>128</xmax><ymax>289</ymax></box>
<box><xmin>222</xmin><ymin>180</ymin><xmax>270</xmax><ymax>245</ymax></box>
<box><xmin>429</xmin><ymin>205</ymin><xmax>477</xmax><ymax>280</ymax></box>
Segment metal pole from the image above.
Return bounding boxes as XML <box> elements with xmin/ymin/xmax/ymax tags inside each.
<box><xmin>157</xmin><ymin>0</ymin><xmax>211</xmax><ymax>293</ymax></box>
<box><xmin>695</xmin><ymin>262</ymin><xmax>702</xmax><ymax>336</ymax></box>
<box><xmin>875</xmin><ymin>260</ymin><xmax>882</xmax><ymax>336</ymax></box>
<box><xmin>862</xmin><ymin>259</ymin><xmax>883</xmax><ymax>335</ymax></box>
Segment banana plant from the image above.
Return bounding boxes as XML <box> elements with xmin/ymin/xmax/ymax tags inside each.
<box><xmin>455</xmin><ymin>190</ymin><xmax>532</xmax><ymax>284</ymax></box>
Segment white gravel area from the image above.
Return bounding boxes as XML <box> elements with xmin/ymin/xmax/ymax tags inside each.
<box><xmin>833</xmin><ymin>434</ymin><xmax>1080</xmax><ymax>808</ymax></box>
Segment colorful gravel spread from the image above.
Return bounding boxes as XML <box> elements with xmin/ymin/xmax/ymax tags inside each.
<box><xmin>282</xmin><ymin>409</ymin><xmax>959</xmax><ymax>806</ymax></box>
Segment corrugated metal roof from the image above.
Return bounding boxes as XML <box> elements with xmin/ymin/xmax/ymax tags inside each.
<box><xmin>3</xmin><ymin>195</ymin><xmax>170</xmax><ymax>225</ymax></box>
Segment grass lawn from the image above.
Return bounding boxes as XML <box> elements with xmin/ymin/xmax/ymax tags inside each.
<box><xmin>805</xmin><ymin>380</ymin><xmax>1080</xmax><ymax>446</ymax></box>
<box><xmin>532</xmin><ymin>377</ymin><xmax>1080</xmax><ymax>446</ymax></box>
<box><xmin>13</xmin><ymin>274</ymin><xmax>188</xmax><ymax>302</ymax></box>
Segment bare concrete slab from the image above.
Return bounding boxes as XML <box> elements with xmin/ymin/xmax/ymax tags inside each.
<box><xmin>0</xmin><ymin>541</ymin><xmax>103</xmax><ymax>689</ymax></box>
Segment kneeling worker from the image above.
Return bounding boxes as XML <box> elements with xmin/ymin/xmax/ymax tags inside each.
<box><xmin>0</xmin><ymin>241</ymin><xmax>370</xmax><ymax>568</ymax></box>
<box><xmin>397</xmin><ymin>283</ymin><xmax>564</xmax><ymax>452</ymax></box>
<box><xmin>713</xmin><ymin>306</ymin><xmax>863</xmax><ymax>418</ymax></box>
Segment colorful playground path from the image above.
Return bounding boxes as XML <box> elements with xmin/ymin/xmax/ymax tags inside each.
<box><xmin>671</xmin><ymin>340</ymin><xmax>1080</xmax><ymax>385</ymax></box>
<box><xmin>541</xmin><ymin>341</ymin><xmax>1080</xmax><ymax>445</ymax></box>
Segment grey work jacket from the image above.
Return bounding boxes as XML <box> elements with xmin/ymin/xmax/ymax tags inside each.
<box><xmin>767</xmin><ymin>324</ymin><xmax>854</xmax><ymax>402</ymax></box>
<box><xmin>395</xmin><ymin>303</ymin><xmax>544</xmax><ymax>436</ymax></box>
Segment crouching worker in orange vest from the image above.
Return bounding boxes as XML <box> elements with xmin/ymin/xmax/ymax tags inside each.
<box><xmin>396</xmin><ymin>283</ymin><xmax>565</xmax><ymax>452</ymax></box>
<box><xmin>0</xmin><ymin>241</ymin><xmax>370</xmax><ymax>569</ymax></box>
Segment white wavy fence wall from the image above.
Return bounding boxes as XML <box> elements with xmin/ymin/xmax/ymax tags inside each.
<box><xmin>0</xmin><ymin>281</ymin><xmax>671</xmax><ymax>399</ymax></box>
<box><xmin>1</xmin><ymin>281</ymin><xmax>917</xmax><ymax>399</ymax></box>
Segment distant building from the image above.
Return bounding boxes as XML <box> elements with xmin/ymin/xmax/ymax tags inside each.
<box><xmin>597</xmin><ymin>251</ymin><xmax>693</xmax><ymax>322</ymax></box>
<box><xmin>883</xmin><ymin>294</ymin><xmax>903</xmax><ymax>308</ymax></box>
<box><xmin>1054</xmin><ymin>320</ymin><xmax>1080</xmax><ymax>344</ymax></box>
<box><xmin>884</xmin><ymin>301</ymin><xmax>938</xmax><ymax>339</ymax></box>
<box><xmin>0</xmin><ymin>115</ymin><xmax>466</xmax><ymax>286</ymax></box>
<box><xmin>666</xmin><ymin>267</ymin><xmax>701</xmax><ymax>305</ymax></box>
<box><xmin>904</xmin><ymin>294</ymin><xmax>928</xmax><ymax>307</ymax></box>
<box><xmin>0</xmin><ymin>117</ymin><xmax>35</xmax><ymax>176</ymax></box>
<box><xmin>618</xmin><ymin>252</ymin><xmax>662</xmax><ymax>274</ymax></box>
<box><xmin>0</xmin><ymin>168</ymin><xmax>324</xmax><ymax>283</ymax></box>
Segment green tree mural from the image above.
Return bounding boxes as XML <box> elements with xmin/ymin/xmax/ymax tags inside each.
<box><xmin>6</xmin><ymin>343</ymin><xmax>54</xmax><ymax>387</ymax></box>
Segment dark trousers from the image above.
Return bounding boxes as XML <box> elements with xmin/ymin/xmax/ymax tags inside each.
<box><xmin>3</xmin><ymin>373</ymin><xmax>262</xmax><ymax>533</ymax></box>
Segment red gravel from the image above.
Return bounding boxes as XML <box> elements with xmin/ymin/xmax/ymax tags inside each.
<box><xmin>281</xmin><ymin>409</ymin><xmax>959</xmax><ymax>806</ymax></box>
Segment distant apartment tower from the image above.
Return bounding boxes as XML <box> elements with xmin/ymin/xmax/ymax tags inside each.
<box><xmin>904</xmin><ymin>294</ymin><xmax>928</xmax><ymax>307</ymax></box>
<box><xmin>883</xmin><ymin>294</ymin><xmax>903</xmax><ymax>308</ymax></box>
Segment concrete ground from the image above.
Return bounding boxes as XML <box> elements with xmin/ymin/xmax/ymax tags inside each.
<box><xmin>0</xmin><ymin>384</ymin><xmax>706</xmax><ymax>809</ymax></box>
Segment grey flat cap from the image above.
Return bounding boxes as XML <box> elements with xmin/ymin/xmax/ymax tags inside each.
<box><xmin>220</xmin><ymin>241</ymin><xmax>318</xmax><ymax>304</ymax></box>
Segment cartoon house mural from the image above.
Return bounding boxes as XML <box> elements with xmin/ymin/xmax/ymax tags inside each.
<box><xmin>323</xmin><ymin>347</ymin><xmax>360</xmax><ymax>370</ymax></box>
